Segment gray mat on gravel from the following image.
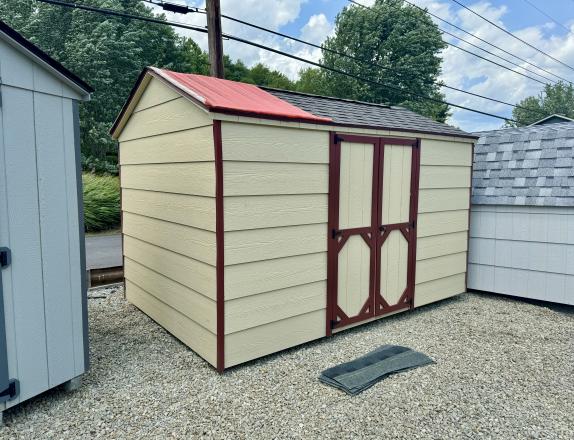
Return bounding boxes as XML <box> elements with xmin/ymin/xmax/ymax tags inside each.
<box><xmin>319</xmin><ymin>345</ymin><xmax>434</xmax><ymax>395</ymax></box>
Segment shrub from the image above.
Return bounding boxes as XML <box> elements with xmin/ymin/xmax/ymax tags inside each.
<box><xmin>82</xmin><ymin>173</ymin><xmax>121</xmax><ymax>232</ymax></box>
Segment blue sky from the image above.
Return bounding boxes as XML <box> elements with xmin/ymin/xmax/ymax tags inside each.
<box><xmin>156</xmin><ymin>0</ymin><xmax>574</xmax><ymax>132</ymax></box>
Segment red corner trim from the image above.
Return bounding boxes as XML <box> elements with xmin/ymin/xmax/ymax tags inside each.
<box><xmin>214</xmin><ymin>120</ymin><xmax>225</xmax><ymax>373</ymax></box>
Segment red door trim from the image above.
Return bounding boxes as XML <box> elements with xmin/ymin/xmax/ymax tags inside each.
<box><xmin>327</xmin><ymin>133</ymin><xmax>421</xmax><ymax>333</ymax></box>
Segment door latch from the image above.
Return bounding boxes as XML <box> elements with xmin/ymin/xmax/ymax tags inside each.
<box><xmin>0</xmin><ymin>379</ymin><xmax>19</xmax><ymax>403</ymax></box>
<box><xmin>0</xmin><ymin>248</ymin><xmax>10</xmax><ymax>268</ymax></box>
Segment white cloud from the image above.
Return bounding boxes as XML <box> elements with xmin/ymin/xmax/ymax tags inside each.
<box><xmin>300</xmin><ymin>13</ymin><xmax>334</xmax><ymax>44</ymax></box>
<box><xmin>153</xmin><ymin>0</ymin><xmax>574</xmax><ymax>132</ymax></box>
<box><xmin>411</xmin><ymin>0</ymin><xmax>574</xmax><ymax>130</ymax></box>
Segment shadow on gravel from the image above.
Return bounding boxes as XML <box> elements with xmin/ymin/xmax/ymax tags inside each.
<box><xmin>468</xmin><ymin>289</ymin><xmax>574</xmax><ymax>315</ymax></box>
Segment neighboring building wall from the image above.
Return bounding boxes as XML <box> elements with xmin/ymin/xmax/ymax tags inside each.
<box><xmin>221</xmin><ymin>122</ymin><xmax>329</xmax><ymax>368</ymax></box>
<box><xmin>0</xmin><ymin>38</ymin><xmax>86</xmax><ymax>408</ymax></box>
<box><xmin>119</xmin><ymin>78</ymin><xmax>218</xmax><ymax>366</ymax></box>
<box><xmin>468</xmin><ymin>205</ymin><xmax>574</xmax><ymax>305</ymax></box>
<box><xmin>414</xmin><ymin>138</ymin><xmax>473</xmax><ymax>307</ymax></box>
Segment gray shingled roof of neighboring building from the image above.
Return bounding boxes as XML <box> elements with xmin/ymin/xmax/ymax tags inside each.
<box><xmin>263</xmin><ymin>88</ymin><xmax>474</xmax><ymax>139</ymax></box>
<box><xmin>472</xmin><ymin>121</ymin><xmax>574</xmax><ymax>207</ymax></box>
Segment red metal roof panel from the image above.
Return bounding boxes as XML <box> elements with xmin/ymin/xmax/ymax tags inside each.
<box><xmin>151</xmin><ymin>67</ymin><xmax>331</xmax><ymax>123</ymax></box>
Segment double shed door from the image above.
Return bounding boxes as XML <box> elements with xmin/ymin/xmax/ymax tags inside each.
<box><xmin>328</xmin><ymin>134</ymin><xmax>420</xmax><ymax>332</ymax></box>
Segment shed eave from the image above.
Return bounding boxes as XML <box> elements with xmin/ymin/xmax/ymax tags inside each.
<box><xmin>0</xmin><ymin>23</ymin><xmax>93</xmax><ymax>99</ymax></box>
<box><xmin>210</xmin><ymin>109</ymin><xmax>480</xmax><ymax>141</ymax></box>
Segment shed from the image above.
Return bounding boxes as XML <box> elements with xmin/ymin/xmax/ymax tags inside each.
<box><xmin>111</xmin><ymin>67</ymin><xmax>476</xmax><ymax>371</ymax></box>
<box><xmin>468</xmin><ymin>121</ymin><xmax>574</xmax><ymax>305</ymax></box>
<box><xmin>0</xmin><ymin>21</ymin><xmax>92</xmax><ymax>412</ymax></box>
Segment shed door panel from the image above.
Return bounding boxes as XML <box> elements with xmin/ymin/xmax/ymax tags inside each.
<box><xmin>337</xmin><ymin>141</ymin><xmax>374</xmax><ymax>318</ymax></box>
<box><xmin>338</xmin><ymin>142</ymin><xmax>373</xmax><ymax>229</ymax></box>
<box><xmin>329</xmin><ymin>136</ymin><xmax>419</xmax><ymax>331</ymax></box>
<box><xmin>381</xmin><ymin>145</ymin><xmax>412</xmax><ymax>225</ymax></box>
<box><xmin>376</xmin><ymin>143</ymin><xmax>415</xmax><ymax>312</ymax></box>
<box><xmin>330</xmin><ymin>139</ymin><xmax>378</xmax><ymax>327</ymax></box>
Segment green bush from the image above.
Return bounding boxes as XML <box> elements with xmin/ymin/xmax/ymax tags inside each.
<box><xmin>82</xmin><ymin>173</ymin><xmax>121</xmax><ymax>232</ymax></box>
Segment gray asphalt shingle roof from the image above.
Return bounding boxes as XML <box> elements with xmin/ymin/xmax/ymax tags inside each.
<box><xmin>472</xmin><ymin>121</ymin><xmax>574</xmax><ymax>207</ymax></box>
<box><xmin>263</xmin><ymin>88</ymin><xmax>474</xmax><ymax>138</ymax></box>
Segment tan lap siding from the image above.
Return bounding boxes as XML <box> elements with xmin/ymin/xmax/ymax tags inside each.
<box><xmin>119</xmin><ymin>77</ymin><xmax>217</xmax><ymax>367</ymax></box>
<box><xmin>221</xmin><ymin>122</ymin><xmax>329</xmax><ymax>367</ymax></box>
<box><xmin>414</xmin><ymin>139</ymin><xmax>472</xmax><ymax>307</ymax></box>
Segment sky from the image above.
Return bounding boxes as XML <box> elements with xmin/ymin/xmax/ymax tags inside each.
<box><xmin>150</xmin><ymin>0</ymin><xmax>574</xmax><ymax>133</ymax></box>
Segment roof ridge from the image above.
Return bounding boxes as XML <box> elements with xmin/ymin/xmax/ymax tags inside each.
<box><xmin>475</xmin><ymin>120</ymin><xmax>574</xmax><ymax>135</ymax></box>
<box><xmin>259</xmin><ymin>85</ymin><xmax>394</xmax><ymax>109</ymax></box>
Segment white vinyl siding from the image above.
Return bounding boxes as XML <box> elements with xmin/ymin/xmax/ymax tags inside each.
<box><xmin>468</xmin><ymin>205</ymin><xmax>574</xmax><ymax>305</ymax></box>
<box><xmin>0</xmin><ymin>36</ymin><xmax>86</xmax><ymax>409</ymax></box>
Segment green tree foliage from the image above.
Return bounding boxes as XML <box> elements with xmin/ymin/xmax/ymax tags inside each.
<box><xmin>508</xmin><ymin>82</ymin><xmax>574</xmax><ymax>126</ymax></box>
<box><xmin>82</xmin><ymin>173</ymin><xmax>120</xmax><ymax>232</ymax></box>
<box><xmin>0</xmin><ymin>0</ymin><xmax>297</xmax><ymax>171</ymax></box>
<box><xmin>1</xmin><ymin>0</ymin><xmax>185</xmax><ymax>167</ymax></box>
<box><xmin>301</xmin><ymin>0</ymin><xmax>450</xmax><ymax>121</ymax></box>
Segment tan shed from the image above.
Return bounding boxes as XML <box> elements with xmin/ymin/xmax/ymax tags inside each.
<box><xmin>111</xmin><ymin>67</ymin><xmax>477</xmax><ymax>372</ymax></box>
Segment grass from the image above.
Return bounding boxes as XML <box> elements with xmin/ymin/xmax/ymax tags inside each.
<box><xmin>83</xmin><ymin>173</ymin><xmax>120</xmax><ymax>232</ymax></box>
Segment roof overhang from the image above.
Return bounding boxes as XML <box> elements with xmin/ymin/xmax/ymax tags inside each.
<box><xmin>528</xmin><ymin>114</ymin><xmax>574</xmax><ymax>126</ymax></box>
<box><xmin>111</xmin><ymin>67</ymin><xmax>479</xmax><ymax>141</ymax></box>
<box><xmin>0</xmin><ymin>20</ymin><xmax>93</xmax><ymax>99</ymax></box>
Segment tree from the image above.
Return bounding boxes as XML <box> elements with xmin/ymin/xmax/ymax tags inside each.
<box><xmin>1</xmin><ymin>0</ymin><xmax>187</xmax><ymax>170</ymax></box>
<box><xmin>295</xmin><ymin>68</ymin><xmax>330</xmax><ymax>95</ymax></box>
<box><xmin>312</xmin><ymin>0</ymin><xmax>449</xmax><ymax>121</ymax></box>
<box><xmin>508</xmin><ymin>82</ymin><xmax>574</xmax><ymax>126</ymax></box>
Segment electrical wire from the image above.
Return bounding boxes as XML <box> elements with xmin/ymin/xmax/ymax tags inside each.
<box><xmin>521</xmin><ymin>0</ymin><xmax>571</xmax><ymax>34</ymax></box>
<box><xmin>437</xmin><ymin>26</ymin><xmax>557</xmax><ymax>84</ymax></box>
<box><xmin>33</xmin><ymin>0</ymin><xmax>518</xmax><ymax>122</ymax></box>
<box><xmin>350</xmin><ymin>0</ymin><xmax>552</xmax><ymax>87</ymax></box>
<box><xmin>217</xmin><ymin>8</ymin><xmax>547</xmax><ymax>113</ymax></box>
<box><xmin>144</xmin><ymin>0</ymin><xmax>547</xmax><ymax>113</ymax></box>
<box><xmin>449</xmin><ymin>0</ymin><xmax>574</xmax><ymax>73</ymax></box>
<box><xmin>396</xmin><ymin>0</ymin><xmax>573</xmax><ymax>85</ymax></box>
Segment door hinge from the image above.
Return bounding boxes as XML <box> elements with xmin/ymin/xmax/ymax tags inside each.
<box><xmin>0</xmin><ymin>248</ymin><xmax>10</xmax><ymax>268</ymax></box>
<box><xmin>0</xmin><ymin>379</ymin><xmax>19</xmax><ymax>403</ymax></box>
<box><xmin>331</xmin><ymin>229</ymin><xmax>341</xmax><ymax>239</ymax></box>
<box><xmin>333</xmin><ymin>134</ymin><xmax>341</xmax><ymax>144</ymax></box>
<box><xmin>330</xmin><ymin>319</ymin><xmax>339</xmax><ymax>329</ymax></box>
<box><xmin>410</xmin><ymin>221</ymin><xmax>416</xmax><ymax>229</ymax></box>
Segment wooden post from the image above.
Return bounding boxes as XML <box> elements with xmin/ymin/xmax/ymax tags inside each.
<box><xmin>206</xmin><ymin>0</ymin><xmax>224</xmax><ymax>78</ymax></box>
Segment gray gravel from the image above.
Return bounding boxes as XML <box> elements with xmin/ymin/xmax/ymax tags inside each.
<box><xmin>1</xmin><ymin>286</ymin><xmax>572</xmax><ymax>439</ymax></box>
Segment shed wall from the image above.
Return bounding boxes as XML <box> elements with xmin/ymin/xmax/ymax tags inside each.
<box><xmin>468</xmin><ymin>204</ymin><xmax>574</xmax><ymax>305</ymax></box>
<box><xmin>220</xmin><ymin>121</ymin><xmax>472</xmax><ymax>367</ymax></box>
<box><xmin>415</xmin><ymin>138</ymin><xmax>472</xmax><ymax>307</ymax></box>
<box><xmin>0</xmin><ymin>38</ymin><xmax>86</xmax><ymax>408</ymax></box>
<box><xmin>120</xmin><ymin>78</ymin><xmax>218</xmax><ymax>366</ymax></box>
<box><xmin>221</xmin><ymin>122</ymin><xmax>329</xmax><ymax>368</ymax></box>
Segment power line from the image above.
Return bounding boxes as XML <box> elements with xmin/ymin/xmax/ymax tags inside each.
<box><xmin>449</xmin><ymin>0</ymin><xmax>574</xmax><ymax>73</ymax></box>
<box><xmin>521</xmin><ymin>0</ymin><xmax>571</xmax><ymax>34</ymax></box>
<box><xmin>144</xmin><ymin>0</ymin><xmax>547</xmax><ymax>114</ymax></box>
<box><xmin>438</xmin><ymin>26</ymin><xmax>558</xmax><ymax>84</ymax></box>
<box><xmin>398</xmin><ymin>0</ymin><xmax>573</xmax><ymax>85</ymax></box>
<box><xmin>33</xmin><ymin>0</ymin><xmax>517</xmax><ymax>122</ymax></box>
<box><xmin>218</xmin><ymin>6</ymin><xmax>546</xmax><ymax>113</ymax></box>
<box><xmin>350</xmin><ymin>0</ymin><xmax>550</xmax><ymax>87</ymax></box>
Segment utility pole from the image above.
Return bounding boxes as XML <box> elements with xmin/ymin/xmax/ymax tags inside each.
<box><xmin>206</xmin><ymin>0</ymin><xmax>224</xmax><ymax>78</ymax></box>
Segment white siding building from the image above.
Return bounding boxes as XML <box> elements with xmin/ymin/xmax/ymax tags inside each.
<box><xmin>468</xmin><ymin>121</ymin><xmax>574</xmax><ymax>305</ymax></box>
<box><xmin>0</xmin><ymin>20</ymin><xmax>92</xmax><ymax>415</ymax></box>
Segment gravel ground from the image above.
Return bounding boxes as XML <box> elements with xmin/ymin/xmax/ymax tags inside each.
<box><xmin>1</xmin><ymin>286</ymin><xmax>572</xmax><ymax>439</ymax></box>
